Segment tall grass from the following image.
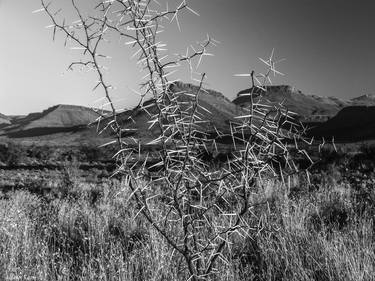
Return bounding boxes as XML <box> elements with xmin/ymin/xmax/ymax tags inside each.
<box><xmin>0</xmin><ymin>171</ymin><xmax>374</xmax><ymax>280</ymax></box>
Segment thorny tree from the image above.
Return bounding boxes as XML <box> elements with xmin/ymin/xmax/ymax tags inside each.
<box><xmin>39</xmin><ymin>0</ymin><xmax>310</xmax><ymax>279</ymax></box>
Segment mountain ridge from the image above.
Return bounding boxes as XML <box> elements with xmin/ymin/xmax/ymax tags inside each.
<box><xmin>101</xmin><ymin>81</ymin><xmax>244</xmax><ymax>141</ymax></box>
<box><xmin>0</xmin><ymin>113</ymin><xmax>11</xmax><ymax>126</ymax></box>
<box><xmin>307</xmin><ymin>106</ymin><xmax>375</xmax><ymax>142</ymax></box>
<box><xmin>1</xmin><ymin>83</ymin><xmax>375</xmax><ymax>143</ymax></box>
<box><xmin>1</xmin><ymin>104</ymin><xmax>105</xmax><ymax>138</ymax></box>
<box><xmin>233</xmin><ymin>85</ymin><xmax>375</xmax><ymax>122</ymax></box>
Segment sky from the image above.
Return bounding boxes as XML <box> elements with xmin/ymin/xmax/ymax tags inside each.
<box><xmin>0</xmin><ymin>0</ymin><xmax>374</xmax><ymax>115</ymax></box>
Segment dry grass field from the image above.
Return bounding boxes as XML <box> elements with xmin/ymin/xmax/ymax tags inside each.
<box><xmin>0</xmin><ymin>142</ymin><xmax>374</xmax><ymax>280</ymax></box>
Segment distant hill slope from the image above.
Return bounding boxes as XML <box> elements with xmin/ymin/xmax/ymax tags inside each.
<box><xmin>307</xmin><ymin>106</ymin><xmax>375</xmax><ymax>142</ymax></box>
<box><xmin>233</xmin><ymin>86</ymin><xmax>375</xmax><ymax>123</ymax></box>
<box><xmin>171</xmin><ymin>82</ymin><xmax>242</xmax><ymax>131</ymax></box>
<box><xmin>233</xmin><ymin>85</ymin><xmax>348</xmax><ymax>122</ymax></box>
<box><xmin>2</xmin><ymin>84</ymin><xmax>375</xmax><ymax>143</ymax></box>
<box><xmin>233</xmin><ymin>86</ymin><xmax>375</xmax><ymax>142</ymax></box>
<box><xmin>0</xmin><ymin>113</ymin><xmax>11</xmax><ymax>126</ymax></box>
<box><xmin>105</xmin><ymin>82</ymin><xmax>244</xmax><ymax>141</ymax></box>
<box><xmin>1</xmin><ymin>104</ymin><xmax>103</xmax><ymax>137</ymax></box>
<box><xmin>1</xmin><ymin>83</ymin><xmax>243</xmax><ymax>141</ymax></box>
<box><xmin>350</xmin><ymin>94</ymin><xmax>375</xmax><ymax>105</ymax></box>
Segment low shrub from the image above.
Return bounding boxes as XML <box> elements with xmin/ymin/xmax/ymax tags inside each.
<box><xmin>0</xmin><ymin>142</ymin><xmax>27</xmax><ymax>165</ymax></box>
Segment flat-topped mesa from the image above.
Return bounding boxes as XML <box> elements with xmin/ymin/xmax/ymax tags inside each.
<box><xmin>0</xmin><ymin>104</ymin><xmax>107</xmax><ymax>138</ymax></box>
<box><xmin>233</xmin><ymin>85</ymin><xmax>345</xmax><ymax>122</ymax></box>
<box><xmin>10</xmin><ymin>104</ymin><xmax>101</xmax><ymax>129</ymax></box>
<box><xmin>115</xmin><ymin>81</ymin><xmax>243</xmax><ymax>139</ymax></box>
<box><xmin>169</xmin><ymin>81</ymin><xmax>234</xmax><ymax>102</ymax></box>
<box><xmin>233</xmin><ymin>85</ymin><xmax>297</xmax><ymax>106</ymax></box>
<box><xmin>351</xmin><ymin>94</ymin><xmax>375</xmax><ymax>105</ymax></box>
<box><xmin>1</xmin><ymin>83</ymin><xmax>374</xmax><ymax>141</ymax></box>
<box><xmin>169</xmin><ymin>81</ymin><xmax>240</xmax><ymax>121</ymax></box>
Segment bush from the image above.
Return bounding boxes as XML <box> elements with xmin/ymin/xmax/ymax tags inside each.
<box><xmin>0</xmin><ymin>142</ymin><xmax>27</xmax><ymax>165</ymax></box>
<box><xmin>39</xmin><ymin>0</ymin><xmax>309</xmax><ymax>279</ymax></box>
<box><xmin>360</xmin><ymin>143</ymin><xmax>375</xmax><ymax>159</ymax></box>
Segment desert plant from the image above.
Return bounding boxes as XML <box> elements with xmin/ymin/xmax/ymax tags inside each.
<box><xmin>39</xmin><ymin>0</ymin><xmax>309</xmax><ymax>279</ymax></box>
<box><xmin>0</xmin><ymin>142</ymin><xmax>28</xmax><ymax>166</ymax></box>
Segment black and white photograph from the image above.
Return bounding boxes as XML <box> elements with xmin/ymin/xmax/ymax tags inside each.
<box><xmin>0</xmin><ymin>0</ymin><xmax>375</xmax><ymax>280</ymax></box>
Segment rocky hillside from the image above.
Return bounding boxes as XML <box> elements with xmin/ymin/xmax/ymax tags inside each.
<box><xmin>233</xmin><ymin>86</ymin><xmax>375</xmax><ymax>123</ymax></box>
<box><xmin>0</xmin><ymin>113</ymin><xmax>11</xmax><ymax>126</ymax></box>
<box><xmin>110</xmin><ymin>81</ymin><xmax>244</xmax><ymax>140</ymax></box>
<box><xmin>233</xmin><ymin>85</ymin><xmax>348</xmax><ymax>122</ymax></box>
<box><xmin>2</xmin><ymin>84</ymin><xmax>375</xmax><ymax>143</ymax></box>
<box><xmin>307</xmin><ymin>106</ymin><xmax>375</xmax><ymax>142</ymax></box>
<box><xmin>351</xmin><ymin>94</ymin><xmax>375</xmax><ymax>105</ymax></box>
<box><xmin>1</xmin><ymin>104</ymin><xmax>103</xmax><ymax>138</ymax></box>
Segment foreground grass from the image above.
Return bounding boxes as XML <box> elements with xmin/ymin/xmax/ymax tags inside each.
<box><xmin>0</xmin><ymin>172</ymin><xmax>374</xmax><ymax>280</ymax></box>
